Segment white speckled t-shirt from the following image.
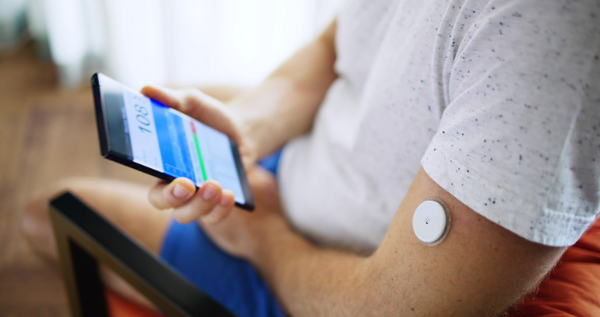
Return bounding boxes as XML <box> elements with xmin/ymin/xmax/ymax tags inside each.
<box><xmin>278</xmin><ymin>0</ymin><xmax>600</xmax><ymax>251</ymax></box>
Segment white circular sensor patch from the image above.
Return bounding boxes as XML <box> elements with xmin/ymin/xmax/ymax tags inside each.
<box><xmin>412</xmin><ymin>199</ymin><xmax>451</xmax><ymax>246</ymax></box>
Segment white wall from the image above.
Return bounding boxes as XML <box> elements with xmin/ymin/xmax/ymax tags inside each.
<box><xmin>29</xmin><ymin>0</ymin><xmax>344</xmax><ymax>89</ymax></box>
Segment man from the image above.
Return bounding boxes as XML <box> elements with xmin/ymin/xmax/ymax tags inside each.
<box><xmin>24</xmin><ymin>0</ymin><xmax>599</xmax><ymax>316</ymax></box>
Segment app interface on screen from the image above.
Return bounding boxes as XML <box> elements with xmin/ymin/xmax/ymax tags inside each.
<box><xmin>121</xmin><ymin>88</ymin><xmax>246</xmax><ymax>204</ymax></box>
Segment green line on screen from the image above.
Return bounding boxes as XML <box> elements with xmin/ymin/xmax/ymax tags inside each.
<box><xmin>193</xmin><ymin>134</ymin><xmax>208</xmax><ymax>182</ymax></box>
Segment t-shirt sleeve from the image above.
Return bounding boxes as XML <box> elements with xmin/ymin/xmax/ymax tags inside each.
<box><xmin>420</xmin><ymin>0</ymin><xmax>600</xmax><ymax>246</ymax></box>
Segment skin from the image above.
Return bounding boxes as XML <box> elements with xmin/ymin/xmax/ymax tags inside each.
<box><xmin>24</xmin><ymin>20</ymin><xmax>565</xmax><ymax>316</ymax></box>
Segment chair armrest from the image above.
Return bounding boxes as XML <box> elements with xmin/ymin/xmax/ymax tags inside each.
<box><xmin>49</xmin><ymin>192</ymin><xmax>236</xmax><ymax>317</ymax></box>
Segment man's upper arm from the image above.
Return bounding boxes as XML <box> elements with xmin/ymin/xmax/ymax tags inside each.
<box><xmin>363</xmin><ymin>168</ymin><xmax>565</xmax><ymax>316</ymax></box>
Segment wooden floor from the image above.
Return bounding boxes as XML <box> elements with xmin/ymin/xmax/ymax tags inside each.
<box><xmin>0</xmin><ymin>44</ymin><xmax>154</xmax><ymax>316</ymax></box>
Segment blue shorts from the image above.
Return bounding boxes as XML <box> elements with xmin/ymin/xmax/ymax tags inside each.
<box><xmin>159</xmin><ymin>151</ymin><xmax>286</xmax><ymax>317</ymax></box>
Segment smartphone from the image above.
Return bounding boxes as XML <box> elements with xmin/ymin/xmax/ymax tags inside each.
<box><xmin>91</xmin><ymin>73</ymin><xmax>254</xmax><ymax>211</ymax></box>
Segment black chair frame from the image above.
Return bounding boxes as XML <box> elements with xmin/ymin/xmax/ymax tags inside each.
<box><xmin>49</xmin><ymin>192</ymin><xmax>236</xmax><ymax>317</ymax></box>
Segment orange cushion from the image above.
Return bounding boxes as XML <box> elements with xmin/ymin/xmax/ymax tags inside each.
<box><xmin>507</xmin><ymin>218</ymin><xmax>600</xmax><ymax>316</ymax></box>
<box><xmin>105</xmin><ymin>289</ymin><xmax>163</xmax><ymax>317</ymax></box>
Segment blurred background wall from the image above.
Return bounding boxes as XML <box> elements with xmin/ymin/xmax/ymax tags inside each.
<box><xmin>2</xmin><ymin>0</ymin><xmax>343</xmax><ymax>89</ymax></box>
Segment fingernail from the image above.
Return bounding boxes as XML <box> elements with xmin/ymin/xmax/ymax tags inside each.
<box><xmin>202</xmin><ymin>185</ymin><xmax>218</xmax><ymax>201</ymax></box>
<box><xmin>173</xmin><ymin>184</ymin><xmax>191</xmax><ymax>199</ymax></box>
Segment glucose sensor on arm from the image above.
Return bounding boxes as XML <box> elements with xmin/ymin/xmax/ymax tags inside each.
<box><xmin>412</xmin><ymin>199</ymin><xmax>451</xmax><ymax>246</ymax></box>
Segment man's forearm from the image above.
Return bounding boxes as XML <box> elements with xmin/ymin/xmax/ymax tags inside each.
<box><xmin>229</xmin><ymin>21</ymin><xmax>337</xmax><ymax>159</ymax></box>
<box><xmin>245</xmin><ymin>168</ymin><xmax>566</xmax><ymax>317</ymax></box>
<box><xmin>248</xmin><ymin>221</ymin><xmax>371</xmax><ymax>316</ymax></box>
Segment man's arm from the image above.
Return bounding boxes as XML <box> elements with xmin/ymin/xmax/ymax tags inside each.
<box><xmin>249</xmin><ymin>168</ymin><xmax>565</xmax><ymax>316</ymax></box>
<box><xmin>229</xmin><ymin>20</ymin><xmax>337</xmax><ymax>159</ymax></box>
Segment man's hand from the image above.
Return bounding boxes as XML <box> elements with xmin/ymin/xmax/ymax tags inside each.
<box><xmin>198</xmin><ymin>166</ymin><xmax>290</xmax><ymax>259</ymax></box>
<box><xmin>142</xmin><ymin>86</ymin><xmax>258</xmax><ymax>224</ymax></box>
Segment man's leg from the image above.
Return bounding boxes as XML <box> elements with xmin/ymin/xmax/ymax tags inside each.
<box><xmin>22</xmin><ymin>177</ymin><xmax>171</xmax><ymax>307</ymax></box>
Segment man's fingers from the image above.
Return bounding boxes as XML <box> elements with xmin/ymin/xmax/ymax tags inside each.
<box><xmin>140</xmin><ymin>85</ymin><xmax>180</xmax><ymax>109</ymax></box>
<box><xmin>141</xmin><ymin>85</ymin><xmax>242</xmax><ymax>144</ymax></box>
<box><xmin>179</xmin><ymin>90</ymin><xmax>242</xmax><ymax>143</ymax></box>
<box><xmin>149</xmin><ymin>178</ymin><xmax>234</xmax><ymax>224</ymax></box>
<box><xmin>148</xmin><ymin>178</ymin><xmax>195</xmax><ymax>210</ymax></box>
<box><xmin>172</xmin><ymin>180</ymin><xmax>223</xmax><ymax>224</ymax></box>
<box><xmin>200</xmin><ymin>189</ymin><xmax>236</xmax><ymax>225</ymax></box>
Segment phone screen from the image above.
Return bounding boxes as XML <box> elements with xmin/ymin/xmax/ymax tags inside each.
<box><xmin>97</xmin><ymin>74</ymin><xmax>246</xmax><ymax>205</ymax></box>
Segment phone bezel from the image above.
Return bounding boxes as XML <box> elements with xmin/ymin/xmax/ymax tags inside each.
<box><xmin>91</xmin><ymin>73</ymin><xmax>255</xmax><ymax>211</ymax></box>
